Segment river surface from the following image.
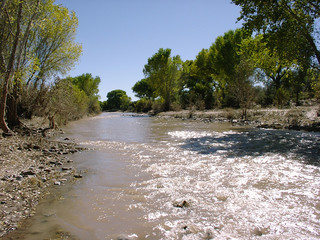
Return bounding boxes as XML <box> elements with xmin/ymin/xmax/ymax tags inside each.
<box><xmin>21</xmin><ymin>113</ymin><xmax>320</xmax><ymax>239</ymax></box>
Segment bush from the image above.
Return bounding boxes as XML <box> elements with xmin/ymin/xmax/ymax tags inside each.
<box><xmin>134</xmin><ymin>98</ymin><xmax>152</xmax><ymax>112</ymax></box>
<box><xmin>152</xmin><ymin>99</ymin><xmax>165</xmax><ymax>114</ymax></box>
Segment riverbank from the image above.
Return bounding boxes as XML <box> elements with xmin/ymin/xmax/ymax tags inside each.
<box><xmin>0</xmin><ymin>120</ymin><xmax>84</xmax><ymax>238</ymax></box>
<box><xmin>156</xmin><ymin>105</ymin><xmax>320</xmax><ymax>131</ymax></box>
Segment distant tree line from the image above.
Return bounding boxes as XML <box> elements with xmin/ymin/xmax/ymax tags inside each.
<box><xmin>100</xmin><ymin>89</ymin><xmax>132</xmax><ymax>112</ymax></box>
<box><xmin>126</xmin><ymin>0</ymin><xmax>320</xmax><ymax>115</ymax></box>
<box><xmin>0</xmin><ymin>0</ymin><xmax>101</xmax><ymax>133</ymax></box>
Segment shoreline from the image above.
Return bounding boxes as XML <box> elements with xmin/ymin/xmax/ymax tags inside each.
<box><xmin>0</xmin><ymin>125</ymin><xmax>84</xmax><ymax>238</ymax></box>
<box><xmin>0</xmin><ymin>106</ymin><xmax>319</xmax><ymax>238</ymax></box>
<box><xmin>156</xmin><ymin>105</ymin><xmax>320</xmax><ymax>132</ymax></box>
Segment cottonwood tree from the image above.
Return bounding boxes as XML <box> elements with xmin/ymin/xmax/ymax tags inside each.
<box><xmin>239</xmin><ymin>34</ymin><xmax>297</xmax><ymax>106</ymax></box>
<box><xmin>132</xmin><ymin>78</ymin><xmax>154</xmax><ymax>100</ymax></box>
<box><xmin>143</xmin><ymin>48</ymin><xmax>182</xmax><ymax>111</ymax></box>
<box><xmin>23</xmin><ymin>2</ymin><xmax>82</xmax><ymax>118</ymax></box>
<box><xmin>70</xmin><ymin>73</ymin><xmax>101</xmax><ymax>113</ymax></box>
<box><xmin>232</xmin><ymin>0</ymin><xmax>320</xmax><ymax>67</ymax></box>
<box><xmin>0</xmin><ymin>0</ymin><xmax>24</xmax><ymax>133</ymax></box>
<box><xmin>187</xmin><ymin>49</ymin><xmax>214</xmax><ymax>109</ymax></box>
<box><xmin>105</xmin><ymin>89</ymin><xmax>131</xmax><ymax>111</ymax></box>
<box><xmin>0</xmin><ymin>0</ymin><xmax>82</xmax><ymax>132</ymax></box>
<box><xmin>208</xmin><ymin>29</ymin><xmax>249</xmax><ymax>107</ymax></box>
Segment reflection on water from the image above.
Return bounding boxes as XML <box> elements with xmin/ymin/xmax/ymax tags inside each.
<box><xmin>15</xmin><ymin>113</ymin><xmax>320</xmax><ymax>239</ymax></box>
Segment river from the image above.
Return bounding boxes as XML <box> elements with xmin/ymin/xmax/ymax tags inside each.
<box><xmin>19</xmin><ymin>112</ymin><xmax>320</xmax><ymax>239</ymax></box>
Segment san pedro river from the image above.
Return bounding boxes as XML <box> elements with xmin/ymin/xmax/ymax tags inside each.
<box><xmin>22</xmin><ymin>113</ymin><xmax>320</xmax><ymax>239</ymax></box>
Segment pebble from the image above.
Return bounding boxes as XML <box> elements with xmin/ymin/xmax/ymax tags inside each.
<box><xmin>0</xmin><ymin>132</ymin><xmax>84</xmax><ymax>238</ymax></box>
<box><xmin>62</xmin><ymin>167</ymin><xmax>72</xmax><ymax>171</ymax></box>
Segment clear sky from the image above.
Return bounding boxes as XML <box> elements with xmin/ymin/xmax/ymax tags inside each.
<box><xmin>55</xmin><ymin>0</ymin><xmax>243</xmax><ymax>101</ymax></box>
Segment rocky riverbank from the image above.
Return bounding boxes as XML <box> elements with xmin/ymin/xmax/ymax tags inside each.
<box><xmin>0</xmin><ymin>124</ymin><xmax>84</xmax><ymax>238</ymax></box>
<box><xmin>157</xmin><ymin>105</ymin><xmax>320</xmax><ymax>131</ymax></box>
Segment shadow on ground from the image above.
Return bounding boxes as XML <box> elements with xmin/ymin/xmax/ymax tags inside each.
<box><xmin>180</xmin><ymin>129</ymin><xmax>320</xmax><ymax>166</ymax></box>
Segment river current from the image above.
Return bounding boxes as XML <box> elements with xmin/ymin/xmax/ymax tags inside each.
<box><xmin>21</xmin><ymin>113</ymin><xmax>320</xmax><ymax>239</ymax></box>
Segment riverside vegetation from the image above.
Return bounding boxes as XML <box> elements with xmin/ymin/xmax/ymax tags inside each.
<box><xmin>101</xmin><ymin>1</ymin><xmax>320</xmax><ymax>128</ymax></box>
<box><xmin>0</xmin><ymin>1</ymin><xmax>100</xmax><ymax>238</ymax></box>
<box><xmin>1</xmin><ymin>0</ymin><xmax>320</xmax><ymax>238</ymax></box>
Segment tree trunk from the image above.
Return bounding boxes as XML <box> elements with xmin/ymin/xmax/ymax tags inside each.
<box><xmin>6</xmin><ymin>92</ymin><xmax>21</xmax><ymax>129</ymax></box>
<box><xmin>0</xmin><ymin>1</ymin><xmax>23</xmax><ymax>133</ymax></box>
<box><xmin>6</xmin><ymin>3</ymin><xmax>38</xmax><ymax>129</ymax></box>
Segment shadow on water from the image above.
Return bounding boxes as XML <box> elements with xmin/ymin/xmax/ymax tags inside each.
<box><xmin>180</xmin><ymin>128</ymin><xmax>320</xmax><ymax>166</ymax></box>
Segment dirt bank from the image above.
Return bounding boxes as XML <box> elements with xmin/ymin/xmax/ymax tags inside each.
<box><xmin>157</xmin><ymin>105</ymin><xmax>320</xmax><ymax>131</ymax></box>
<box><xmin>0</xmin><ymin>122</ymin><xmax>84</xmax><ymax>238</ymax></box>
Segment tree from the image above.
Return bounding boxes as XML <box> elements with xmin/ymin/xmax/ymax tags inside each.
<box><xmin>239</xmin><ymin>34</ymin><xmax>297</xmax><ymax>106</ymax></box>
<box><xmin>21</xmin><ymin>2</ymin><xmax>82</xmax><ymax>118</ymax></box>
<box><xmin>185</xmin><ymin>49</ymin><xmax>214</xmax><ymax>109</ymax></box>
<box><xmin>143</xmin><ymin>48</ymin><xmax>182</xmax><ymax>111</ymax></box>
<box><xmin>132</xmin><ymin>78</ymin><xmax>154</xmax><ymax>99</ymax></box>
<box><xmin>232</xmin><ymin>0</ymin><xmax>320</xmax><ymax>67</ymax></box>
<box><xmin>46</xmin><ymin>78</ymin><xmax>88</xmax><ymax>127</ymax></box>
<box><xmin>0</xmin><ymin>0</ymin><xmax>24</xmax><ymax>133</ymax></box>
<box><xmin>0</xmin><ymin>0</ymin><xmax>82</xmax><ymax>132</ymax></box>
<box><xmin>208</xmin><ymin>29</ymin><xmax>249</xmax><ymax>107</ymax></box>
<box><xmin>70</xmin><ymin>73</ymin><xmax>101</xmax><ymax>113</ymax></box>
<box><xmin>105</xmin><ymin>90</ymin><xmax>131</xmax><ymax>111</ymax></box>
<box><xmin>229</xmin><ymin>55</ymin><xmax>256</xmax><ymax>119</ymax></box>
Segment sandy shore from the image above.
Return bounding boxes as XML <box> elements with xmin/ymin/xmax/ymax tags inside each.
<box><xmin>0</xmin><ymin>124</ymin><xmax>84</xmax><ymax>238</ymax></box>
<box><xmin>156</xmin><ymin>105</ymin><xmax>320</xmax><ymax>131</ymax></box>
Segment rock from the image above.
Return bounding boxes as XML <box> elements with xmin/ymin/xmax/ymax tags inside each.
<box><xmin>173</xmin><ymin>200</ymin><xmax>190</xmax><ymax>208</ymax></box>
<box><xmin>64</xmin><ymin>138</ymin><xmax>70</xmax><ymax>141</ymax></box>
<box><xmin>20</xmin><ymin>170</ymin><xmax>36</xmax><ymax>177</ymax></box>
<box><xmin>54</xmin><ymin>181</ymin><xmax>61</xmax><ymax>186</ymax></box>
<box><xmin>62</xmin><ymin>167</ymin><xmax>72</xmax><ymax>171</ymax></box>
<box><xmin>1</xmin><ymin>176</ymin><xmax>9</xmax><ymax>181</ymax></box>
<box><xmin>32</xmin><ymin>145</ymin><xmax>41</xmax><ymax>150</ymax></box>
<box><xmin>16</xmin><ymin>175</ymin><xmax>23</xmax><ymax>181</ymax></box>
<box><xmin>73</xmin><ymin>174</ymin><xmax>83</xmax><ymax>179</ymax></box>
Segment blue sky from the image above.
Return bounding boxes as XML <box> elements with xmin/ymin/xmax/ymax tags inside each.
<box><xmin>55</xmin><ymin>0</ymin><xmax>243</xmax><ymax>101</ymax></box>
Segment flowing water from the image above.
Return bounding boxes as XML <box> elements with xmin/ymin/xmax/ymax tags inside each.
<box><xmin>19</xmin><ymin>113</ymin><xmax>320</xmax><ymax>239</ymax></box>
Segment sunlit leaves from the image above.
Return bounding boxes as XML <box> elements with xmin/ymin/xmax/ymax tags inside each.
<box><xmin>232</xmin><ymin>0</ymin><xmax>320</xmax><ymax>66</ymax></box>
<box><xmin>143</xmin><ymin>48</ymin><xmax>182</xmax><ymax>110</ymax></box>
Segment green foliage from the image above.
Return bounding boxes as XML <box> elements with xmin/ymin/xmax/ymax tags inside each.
<box><xmin>132</xmin><ymin>10</ymin><xmax>319</xmax><ymax>112</ymax></box>
<box><xmin>70</xmin><ymin>73</ymin><xmax>101</xmax><ymax>113</ymax></box>
<box><xmin>0</xmin><ymin>0</ymin><xmax>85</xmax><ymax>131</ymax></box>
<box><xmin>132</xmin><ymin>78</ymin><xmax>154</xmax><ymax>99</ymax></box>
<box><xmin>209</xmin><ymin>29</ymin><xmax>249</xmax><ymax>107</ymax></box>
<box><xmin>232</xmin><ymin>0</ymin><xmax>319</xmax><ymax>66</ymax></box>
<box><xmin>143</xmin><ymin>48</ymin><xmax>182</xmax><ymax>111</ymax></box>
<box><xmin>134</xmin><ymin>98</ymin><xmax>152</xmax><ymax>113</ymax></box>
<box><xmin>105</xmin><ymin>89</ymin><xmax>131</xmax><ymax>111</ymax></box>
<box><xmin>186</xmin><ymin>49</ymin><xmax>215</xmax><ymax>109</ymax></box>
<box><xmin>47</xmin><ymin>78</ymin><xmax>89</xmax><ymax>123</ymax></box>
<box><xmin>71</xmin><ymin>73</ymin><xmax>100</xmax><ymax>97</ymax></box>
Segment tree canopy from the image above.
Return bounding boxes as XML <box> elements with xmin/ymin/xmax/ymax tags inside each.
<box><xmin>143</xmin><ymin>48</ymin><xmax>182</xmax><ymax>111</ymax></box>
<box><xmin>103</xmin><ymin>90</ymin><xmax>131</xmax><ymax>111</ymax></box>
<box><xmin>232</xmin><ymin>0</ymin><xmax>320</xmax><ymax>67</ymax></box>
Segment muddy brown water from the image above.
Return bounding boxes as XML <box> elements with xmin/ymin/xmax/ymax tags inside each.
<box><xmin>10</xmin><ymin>113</ymin><xmax>320</xmax><ymax>239</ymax></box>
